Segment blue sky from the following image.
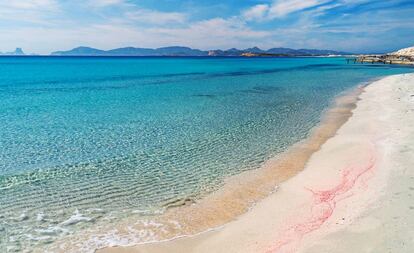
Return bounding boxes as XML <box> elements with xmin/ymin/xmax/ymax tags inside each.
<box><xmin>0</xmin><ymin>0</ymin><xmax>413</xmax><ymax>54</ymax></box>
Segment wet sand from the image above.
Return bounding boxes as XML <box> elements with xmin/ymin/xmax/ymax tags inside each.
<box><xmin>98</xmin><ymin>73</ymin><xmax>414</xmax><ymax>253</ymax></box>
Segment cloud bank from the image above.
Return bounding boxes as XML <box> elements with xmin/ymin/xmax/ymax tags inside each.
<box><xmin>0</xmin><ymin>0</ymin><xmax>413</xmax><ymax>54</ymax></box>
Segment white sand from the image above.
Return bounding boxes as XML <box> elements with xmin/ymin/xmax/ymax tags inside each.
<box><xmin>98</xmin><ymin>73</ymin><xmax>414</xmax><ymax>253</ymax></box>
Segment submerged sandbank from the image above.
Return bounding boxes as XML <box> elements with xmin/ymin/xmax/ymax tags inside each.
<box><xmin>98</xmin><ymin>73</ymin><xmax>414</xmax><ymax>253</ymax></box>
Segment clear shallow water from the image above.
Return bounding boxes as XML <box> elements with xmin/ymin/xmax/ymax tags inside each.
<box><xmin>0</xmin><ymin>56</ymin><xmax>412</xmax><ymax>252</ymax></box>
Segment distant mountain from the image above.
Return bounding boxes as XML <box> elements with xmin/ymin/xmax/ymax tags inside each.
<box><xmin>52</xmin><ymin>46</ymin><xmax>106</xmax><ymax>56</ymax></box>
<box><xmin>0</xmin><ymin>48</ymin><xmax>25</xmax><ymax>56</ymax></box>
<box><xmin>153</xmin><ymin>46</ymin><xmax>208</xmax><ymax>56</ymax></box>
<box><xmin>296</xmin><ymin>48</ymin><xmax>350</xmax><ymax>55</ymax></box>
<box><xmin>266</xmin><ymin>47</ymin><xmax>350</xmax><ymax>56</ymax></box>
<box><xmin>106</xmin><ymin>47</ymin><xmax>155</xmax><ymax>56</ymax></box>
<box><xmin>266</xmin><ymin>47</ymin><xmax>298</xmax><ymax>54</ymax></box>
<box><xmin>206</xmin><ymin>47</ymin><xmax>350</xmax><ymax>57</ymax></box>
<box><xmin>52</xmin><ymin>46</ymin><xmax>209</xmax><ymax>56</ymax></box>
<box><xmin>245</xmin><ymin>47</ymin><xmax>265</xmax><ymax>53</ymax></box>
<box><xmin>208</xmin><ymin>48</ymin><xmax>242</xmax><ymax>56</ymax></box>
<box><xmin>51</xmin><ymin>46</ymin><xmax>351</xmax><ymax>57</ymax></box>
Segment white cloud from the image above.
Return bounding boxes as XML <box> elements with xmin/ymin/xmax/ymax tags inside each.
<box><xmin>0</xmin><ymin>0</ymin><xmax>58</xmax><ymax>10</ymax></box>
<box><xmin>87</xmin><ymin>0</ymin><xmax>125</xmax><ymax>8</ymax></box>
<box><xmin>241</xmin><ymin>0</ymin><xmax>331</xmax><ymax>22</ymax></box>
<box><xmin>0</xmin><ymin>15</ymin><xmax>274</xmax><ymax>54</ymax></box>
<box><xmin>0</xmin><ymin>0</ymin><xmax>60</xmax><ymax>25</ymax></box>
<box><xmin>0</xmin><ymin>0</ymin><xmax>411</xmax><ymax>54</ymax></box>
<box><xmin>125</xmin><ymin>9</ymin><xmax>186</xmax><ymax>25</ymax></box>
<box><xmin>82</xmin><ymin>1</ymin><xmax>187</xmax><ymax>25</ymax></box>
<box><xmin>268</xmin><ymin>0</ymin><xmax>331</xmax><ymax>18</ymax></box>
<box><xmin>146</xmin><ymin>18</ymin><xmax>272</xmax><ymax>49</ymax></box>
<box><xmin>242</xmin><ymin>4</ymin><xmax>270</xmax><ymax>21</ymax></box>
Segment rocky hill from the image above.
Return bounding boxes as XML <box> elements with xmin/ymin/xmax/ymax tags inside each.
<box><xmin>391</xmin><ymin>46</ymin><xmax>414</xmax><ymax>57</ymax></box>
<box><xmin>0</xmin><ymin>48</ymin><xmax>25</xmax><ymax>55</ymax></box>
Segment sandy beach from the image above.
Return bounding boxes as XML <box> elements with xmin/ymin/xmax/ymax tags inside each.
<box><xmin>1</xmin><ymin>1</ymin><xmax>413</xmax><ymax>252</ymax></box>
<box><xmin>98</xmin><ymin>73</ymin><xmax>414</xmax><ymax>253</ymax></box>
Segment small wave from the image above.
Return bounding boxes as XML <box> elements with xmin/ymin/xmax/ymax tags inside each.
<box><xmin>61</xmin><ymin>209</ymin><xmax>93</xmax><ymax>226</ymax></box>
<box><xmin>35</xmin><ymin>226</ymin><xmax>68</xmax><ymax>236</ymax></box>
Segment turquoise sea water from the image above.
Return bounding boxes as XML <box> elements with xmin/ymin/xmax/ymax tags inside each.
<box><xmin>0</xmin><ymin>56</ymin><xmax>412</xmax><ymax>252</ymax></box>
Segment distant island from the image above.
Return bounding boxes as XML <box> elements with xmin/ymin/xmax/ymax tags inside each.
<box><xmin>51</xmin><ymin>46</ymin><xmax>351</xmax><ymax>57</ymax></box>
<box><xmin>0</xmin><ymin>48</ymin><xmax>25</xmax><ymax>56</ymax></box>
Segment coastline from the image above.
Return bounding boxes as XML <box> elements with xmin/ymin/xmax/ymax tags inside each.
<box><xmin>91</xmin><ymin>83</ymin><xmax>362</xmax><ymax>251</ymax></box>
<box><xmin>97</xmin><ymin>73</ymin><xmax>414</xmax><ymax>253</ymax></box>
<box><xmin>42</xmin><ymin>76</ymin><xmax>363</xmax><ymax>253</ymax></box>
<box><xmin>49</xmin><ymin>80</ymin><xmax>363</xmax><ymax>253</ymax></box>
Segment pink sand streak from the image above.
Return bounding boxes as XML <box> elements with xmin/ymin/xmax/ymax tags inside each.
<box><xmin>266</xmin><ymin>150</ymin><xmax>376</xmax><ymax>253</ymax></box>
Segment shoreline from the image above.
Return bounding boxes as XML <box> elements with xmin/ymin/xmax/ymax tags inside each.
<box><xmin>91</xmin><ymin>83</ymin><xmax>363</xmax><ymax>252</ymax></box>
<box><xmin>46</xmin><ymin>79</ymin><xmax>362</xmax><ymax>253</ymax></box>
<box><xmin>97</xmin><ymin>73</ymin><xmax>414</xmax><ymax>253</ymax></box>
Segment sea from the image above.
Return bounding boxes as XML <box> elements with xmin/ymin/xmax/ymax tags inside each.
<box><xmin>0</xmin><ymin>56</ymin><xmax>412</xmax><ymax>252</ymax></box>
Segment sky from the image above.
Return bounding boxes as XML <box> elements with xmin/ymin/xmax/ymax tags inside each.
<box><xmin>0</xmin><ymin>0</ymin><xmax>413</xmax><ymax>54</ymax></box>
